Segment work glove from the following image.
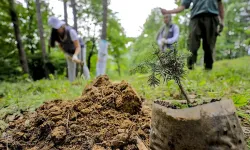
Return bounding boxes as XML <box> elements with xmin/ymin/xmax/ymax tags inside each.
<box><xmin>161</xmin><ymin>38</ymin><xmax>168</xmax><ymax>44</ymax></box>
<box><xmin>72</xmin><ymin>54</ymin><xmax>79</xmax><ymax>62</ymax></box>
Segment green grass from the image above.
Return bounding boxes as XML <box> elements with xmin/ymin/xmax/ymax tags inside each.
<box><xmin>127</xmin><ymin>57</ymin><xmax>250</xmax><ymax>103</ymax></box>
<box><xmin>0</xmin><ymin>56</ymin><xmax>250</xmax><ymax>146</ymax></box>
<box><xmin>0</xmin><ymin>78</ymin><xmax>88</xmax><ymax>119</ymax></box>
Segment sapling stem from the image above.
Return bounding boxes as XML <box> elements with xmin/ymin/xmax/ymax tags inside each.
<box><xmin>175</xmin><ymin>78</ymin><xmax>190</xmax><ymax>104</ymax></box>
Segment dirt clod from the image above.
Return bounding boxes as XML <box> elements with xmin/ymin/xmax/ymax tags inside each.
<box><xmin>51</xmin><ymin>126</ymin><xmax>66</xmax><ymax>142</ymax></box>
<box><xmin>0</xmin><ymin>75</ymin><xmax>151</xmax><ymax>149</ymax></box>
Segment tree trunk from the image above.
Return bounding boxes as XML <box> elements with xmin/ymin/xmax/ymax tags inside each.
<box><xmin>115</xmin><ymin>53</ymin><xmax>121</xmax><ymax>76</ymax></box>
<box><xmin>63</xmin><ymin>0</ymin><xmax>69</xmax><ymax>78</ymax></box>
<box><xmin>86</xmin><ymin>25</ymin><xmax>97</xmax><ymax>71</ymax></box>
<box><xmin>101</xmin><ymin>0</ymin><xmax>108</xmax><ymax>40</ymax></box>
<box><xmin>35</xmin><ymin>0</ymin><xmax>49</xmax><ymax>78</ymax></box>
<box><xmin>70</xmin><ymin>0</ymin><xmax>79</xmax><ymax>76</ymax></box>
<box><xmin>71</xmin><ymin>0</ymin><xmax>77</xmax><ymax>31</ymax></box>
<box><xmin>87</xmin><ymin>38</ymin><xmax>96</xmax><ymax>70</ymax></box>
<box><xmin>96</xmin><ymin>0</ymin><xmax>108</xmax><ymax>76</ymax></box>
<box><xmin>26</xmin><ymin>0</ymin><xmax>35</xmax><ymax>54</ymax></box>
<box><xmin>63</xmin><ymin>0</ymin><xmax>68</xmax><ymax>24</ymax></box>
<box><xmin>116</xmin><ymin>60</ymin><xmax>121</xmax><ymax>76</ymax></box>
<box><xmin>9</xmin><ymin>0</ymin><xmax>29</xmax><ymax>74</ymax></box>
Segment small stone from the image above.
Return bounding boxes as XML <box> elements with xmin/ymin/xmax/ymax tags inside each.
<box><xmin>81</xmin><ymin>108</ymin><xmax>92</xmax><ymax>115</ymax></box>
<box><xmin>118</xmin><ymin>129</ymin><xmax>126</xmax><ymax>133</ymax></box>
<box><xmin>92</xmin><ymin>145</ymin><xmax>106</xmax><ymax>150</ymax></box>
<box><xmin>120</xmin><ymin>120</ymin><xmax>134</xmax><ymax>129</ymax></box>
<box><xmin>24</xmin><ymin>120</ymin><xmax>30</xmax><ymax>127</ymax></box>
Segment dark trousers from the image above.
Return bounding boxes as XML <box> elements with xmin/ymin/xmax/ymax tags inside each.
<box><xmin>187</xmin><ymin>13</ymin><xmax>219</xmax><ymax>69</ymax></box>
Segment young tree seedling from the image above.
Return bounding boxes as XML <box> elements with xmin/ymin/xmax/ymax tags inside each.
<box><xmin>131</xmin><ymin>44</ymin><xmax>191</xmax><ymax>104</ymax></box>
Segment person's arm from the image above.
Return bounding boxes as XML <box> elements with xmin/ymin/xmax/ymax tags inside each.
<box><xmin>160</xmin><ymin>6</ymin><xmax>185</xmax><ymax>14</ymax></box>
<box><xmin>160</xmin><ymin>0</ymin><xmax>190</xmax><ymax>14</ymax></box>
<box><xmin>69</xmin><ymin>29</ymin><xmax>80</xmax><ymax>61</ymax></box>
<box><xmin>73</xmin><ymin>40</ymin><xmax>81</xmax><ymax>56</ymax></box>
<box><xmin>166</xmin><ymin>25</ymin><xmax>180</xmax><ymax>44</ymax></box>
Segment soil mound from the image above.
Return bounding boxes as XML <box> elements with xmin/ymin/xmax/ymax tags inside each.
<box><xmin>0</xmin><ymin>75</ymin><xmax>151</xmax><ymax>150</ymax></box>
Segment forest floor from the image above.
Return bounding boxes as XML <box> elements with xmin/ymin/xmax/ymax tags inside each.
<box><xmin>0</xmin><ymin>56</ymin><xmax>250</xmax><ymax>148</ymax></box>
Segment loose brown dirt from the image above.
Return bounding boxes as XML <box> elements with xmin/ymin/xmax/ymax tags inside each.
<box><xmin>0</xmin><ymin>75</ymin><xmax>151</xmax><ymax>150</ymax></box>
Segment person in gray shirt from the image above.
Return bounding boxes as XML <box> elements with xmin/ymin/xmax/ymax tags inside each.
<box><xmin>156</xmin><ymin>13</ymin><xmax>180</xmax><ymax>52</ymax></box>
<box><xmin>48</xmin><ymin>16</ymin><xmax>90</xmax><ymax>82</ymax></box>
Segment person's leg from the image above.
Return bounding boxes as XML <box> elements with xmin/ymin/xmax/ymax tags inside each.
<box><xmin>80</xmin><ymin>47</ymin><xmax>90</xmax><ymax>80</ymax></box>
<box><xmin>187</xmin><ymin>18</ymin><xmax>202</xmax><ymax>70</ymax></box>
<box><xmin>66</xmin><ymin>56</ymin><xmax>76</xmax><ymax>82</ymax></box>
<box><xmin>202</xmin><ymin>16</ymin><xmax>219</xmax><ymax>70</ymax></box>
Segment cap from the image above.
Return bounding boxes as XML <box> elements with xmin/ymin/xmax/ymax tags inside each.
<box><xmin>48</xmin><ymin>16</ymin><xmax>65</xmax><ymax>29</ymax></box>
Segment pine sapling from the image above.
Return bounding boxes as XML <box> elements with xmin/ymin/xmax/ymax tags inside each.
<box><xmin>131</xmin><ymin>44</ymin><xmax>191</xmax><ymax>104</ymax></box>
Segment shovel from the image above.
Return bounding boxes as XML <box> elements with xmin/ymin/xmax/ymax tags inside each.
<box><xmin>67</xmin><ymin>55</ymin><xmax>84</xmax><ymax>66</ymax></box>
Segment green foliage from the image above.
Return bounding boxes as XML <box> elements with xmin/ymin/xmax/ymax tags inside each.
<box><xmin>233</xmin><ymin>94</ymin><xmax>248</xmax><ymax>107</ymax></box>
<box><xmin>131</xmin><ymin>8</ymin><xmax>163</xmax><ymax>65</ymax></box>
<box><xmin>131</xmin><ymin>45</ymin><xmax>188</xmax><ymax>87</ymax></box>
<box><xmin>0</xmin><ymin>0</ymin><xmax>54</xmax><ymax>80</ymax></box>
<box><xmin>216</xmin><ymin>0</ymin><xmax>249</xmax><ymax>59</ymax></box>
<box><xmin>0</xmin><ymin>0</ymin><xmax>131</xmax><ymax>80</ymax></box>
<box><xmin>106</xmin><ymin>16</ymin><xmax>130</xmax><ymax>76</ymax></box>
<box><xmin>171</xmin><ymin>101</ymin><xmax>189</xmax><ymax>109</ymax></box>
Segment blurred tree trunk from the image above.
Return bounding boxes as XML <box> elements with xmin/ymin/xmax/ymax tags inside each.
<box><xmin>63</xmin><ymin>0</ymin><xmax>68</xmax><ymax>24</ymax></box>
<box><xmin>87</xmin><ymin>25</ymin><xmax>97</xmax><ymax>71</ymax></box>
<box><xmin>70</xmin><ymin>0</ymin><xmax>80</xmax><ymax>75</ymax></box>
<box><xmin>9</xmin><ymin>0</ymin><xmax>30</xmax><ymax>74</ymax></box>
<box><xmin>71</xmin><ymin>0</ymin><xmax>77</xmax><ymax>31</ymax></box>
<box><xmin>116</xmin><ymin>59</ymin><xmax>121</xmax><ymax>76</ymax></box>
<box><xmin>35</xmin><ymin>0</ymin><xmax>49</xmax><ymax>78</ymax></box>
<box><xmin>96</xmin><ymin>0</ymin><xmax>108</xmax><ymax>76</ymax></box>
<box><xmin>101</xmin><ymin>0</ymin><xmax>107</xmax><ymax>40</ymax></box>
<box><xmin>63</xmin><ymin>0</ymin><xmax>69</xmax><ymax>78</ymax></box>
<box><xmin>26</xmin><ymin>0</ymin><xmax>35</xmax><ymax>54</ymax></box>
<box><xmin>87</xmin><ymin>38</ymin><xmax>96</xmax><ymax>70</ymax></box>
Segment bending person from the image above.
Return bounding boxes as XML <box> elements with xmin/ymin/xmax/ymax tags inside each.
<box><xmin>48</xmin><ymin>16</ymin><xmax>90</xmax><ymax>82</ymax></box>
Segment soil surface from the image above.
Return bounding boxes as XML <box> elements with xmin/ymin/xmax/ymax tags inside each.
<box><xmin>0</xmin><ymin>75</ymin><xmax>151</xmax><ymax>150</ymax></box>
<box><xmin>155</xmin><ymin>98</ymin><xmax>221</xmax><ymax>109</ymax></box>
